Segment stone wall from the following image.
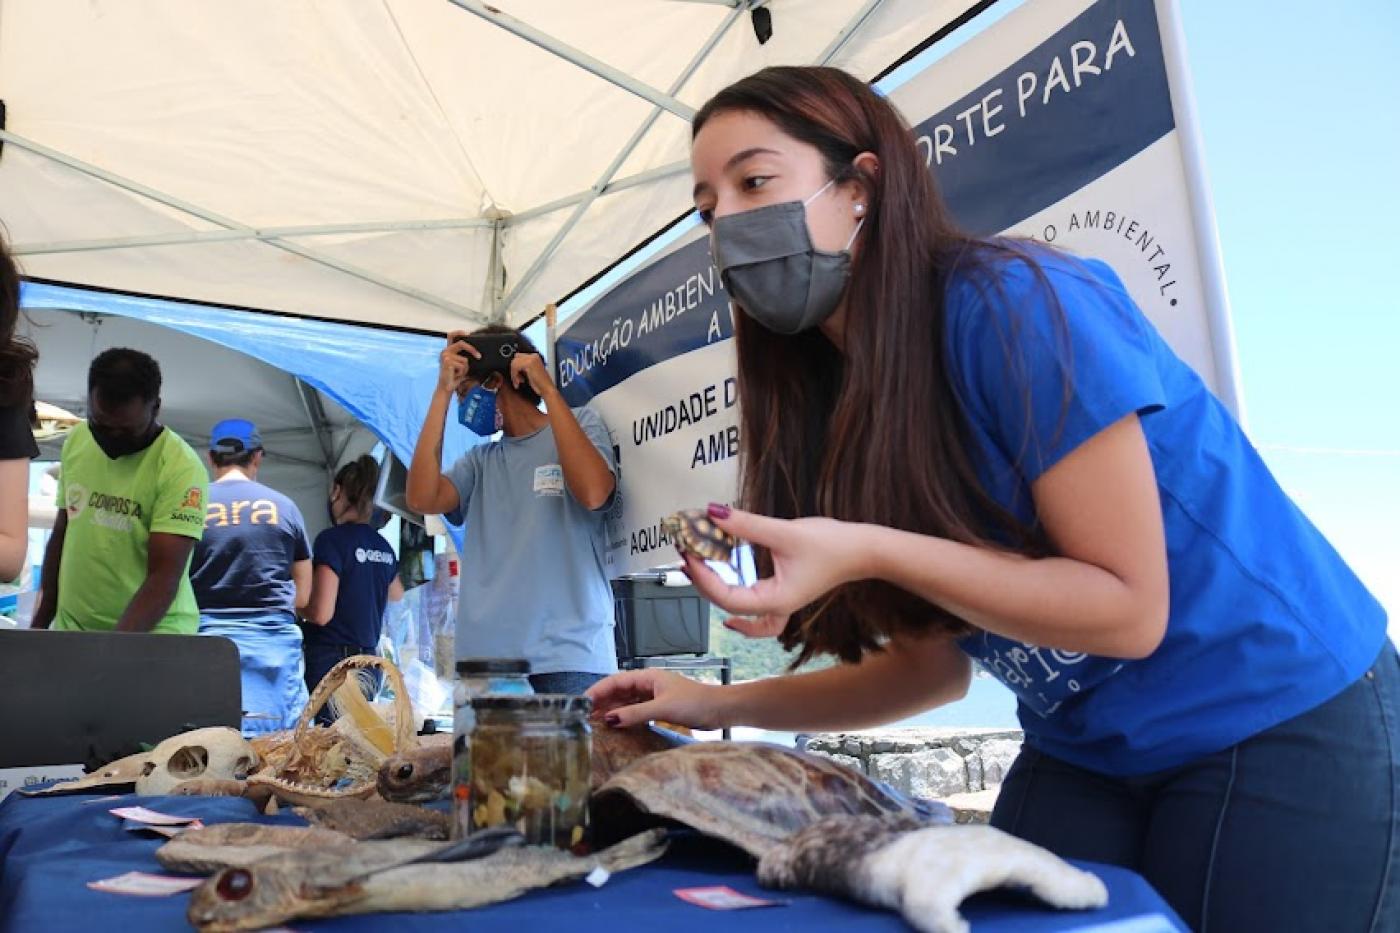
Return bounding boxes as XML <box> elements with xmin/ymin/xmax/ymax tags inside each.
<box><xmin>800</xmin><ymin>728</ymin><xmax>1024</xmax><ymax>822</ymax></box>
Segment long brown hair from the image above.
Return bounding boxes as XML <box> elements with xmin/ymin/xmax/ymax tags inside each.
<box><xmin>0</xmin><ymin>232</ymin><xmax>39</xmax><ymax>410</ymax></box>
<box><xmin>334</xmin><ymin>455</ymin><xmax>380</xmax><ymax>514</ymax></box>
<box><xmin>695</xmin><ymin>66</ymin><xmax>1060</xmax><ymax>665</ymax></box>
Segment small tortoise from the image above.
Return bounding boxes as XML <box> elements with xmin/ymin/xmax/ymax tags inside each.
<box><xmin>663</xmin><ymin>508</ymin><xmax>738</xmax><ymax>564</ymax></box>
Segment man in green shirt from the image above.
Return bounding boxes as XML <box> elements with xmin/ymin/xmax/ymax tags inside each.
<box><xmin>32</xmin><ymin>348</ymin><xmax>208</xmax><ymax>635</ymax></box>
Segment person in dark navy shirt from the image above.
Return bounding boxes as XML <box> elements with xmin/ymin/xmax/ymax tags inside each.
<box><xmin>302</xmin><ymin>455</ymin><xmax>401</xmax><ymax>721</ymax></box>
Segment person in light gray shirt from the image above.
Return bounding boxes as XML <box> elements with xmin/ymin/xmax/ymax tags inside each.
<box><xmin>406</xmin><ymin>325</ymin><xmax>618</xmax><ymax>694</ymax></box>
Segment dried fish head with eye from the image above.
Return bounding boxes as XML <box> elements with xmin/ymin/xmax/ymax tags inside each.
<box><xmin>186</xmin><ymin>831</ymin><xmax>669</xmax><ymax>931</ymax></box>
<box><xmin>663</xmin><ymin>508</ymin><xmax>738</xmax><ymax>564</ymax></box>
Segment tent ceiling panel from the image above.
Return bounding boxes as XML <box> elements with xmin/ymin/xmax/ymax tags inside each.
<box><xmin>1</xmin><ymin>2</ymin><xmax>485</xmax><ymax>226</ymax></box>
<box><xmin>383</xmin><ymin>0</ymin><xmax>681</xmax><ymax>213</ymax></box>
<box><xmin>0</xmin><ymin>148</ymin><xmax>227</xmax><ymax>246</ymax></box>
<box><xmin>1</xmin><ymin>0</ymin><xmax>980</xmax><ymax>331</ymax></box>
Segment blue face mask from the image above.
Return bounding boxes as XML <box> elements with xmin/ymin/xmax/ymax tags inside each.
<box><xmin>457</xmin><ymin>383</ymin><xmax>502</xmax><ymax>436</ymax></box>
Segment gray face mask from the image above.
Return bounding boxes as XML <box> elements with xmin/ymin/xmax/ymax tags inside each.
<box><xmin>710</xmin><ymin>179</ymin><xmax>864</xmax><ymax>335</ymax></box>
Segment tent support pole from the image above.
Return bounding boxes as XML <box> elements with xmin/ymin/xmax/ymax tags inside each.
<box><xmin>499</xmin><ymin>0</ymin><xmax>753</xmax><ymax>316</ymax></box>
<box><xmin>486</xmin><ymin>217</ymin><xmax>507</xmax><ymax>323</ymax></box>
<box><xmin>15</xmin><ymin>160</ymin><xmax>687</xmax><ymax>257</ymax></box>
<box><xmin>296</xmin><ymin>379</ymin><xmax>339</xmax><ymax>481</ymax></box>
<box><xmin>508</xmin><ymin>161</ymin><xmax>689</xmax><ymax>227</ymax></box>
<box><xmin>332</xmin><ymin>433</ymin><xmax>357</xmax><ymax>470</ymax></box>
<box><xmin>817</xmin><ymin>0</ymin><xmax>890</xmax><ymax>65</ymax></box>
<box><xmin>0</xmin><ymin>128</ymin><xmax>487</xmax><ymax>323</ymax></box>
<box><xmin>544</xmin><ymin>302</ymin><xmax>559</xmax><ymax>377</ymax></box>
<box><xmin>445</xmin><ymin>0</ymin><xmax>696</xmax><ymax>120</ymax></box>
<box><xmin>14</xmin><ymin>218</ymin><xmax>493</xmax><ymax>258</ymax></box>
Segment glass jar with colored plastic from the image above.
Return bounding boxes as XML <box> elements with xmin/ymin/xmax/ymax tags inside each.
<box><xmin>452</xmin><ymin>659</ymin><xmax>533</xmax><ymax>839</ymax></box>
<box><xmin>467</xmin><ymin>695</ymin><xmax>592</xmax><ymax>850</ymax></box>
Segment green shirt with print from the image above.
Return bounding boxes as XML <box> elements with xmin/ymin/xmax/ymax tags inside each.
<box><xmin>54</xmin><ymin>423</ymin><xmax>209</xmax><ymax>634</ymax></box>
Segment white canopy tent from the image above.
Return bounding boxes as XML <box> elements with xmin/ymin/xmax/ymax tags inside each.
<box><xmin>0</xmin><ymin>0</ymin><xmax>984</xmax><ymax>332</ymax></box>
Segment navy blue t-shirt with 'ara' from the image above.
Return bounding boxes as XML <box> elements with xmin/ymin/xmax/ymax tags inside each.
<box><xmin>307</xmin><ymin>523</ymin><xmax>398</xmax><ymax>650</ymax></box>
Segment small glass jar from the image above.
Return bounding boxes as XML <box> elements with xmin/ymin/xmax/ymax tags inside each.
<box><xmin>456</xmin><ymin>658</ymin><xmax>534</xmax><ymax>700</ymax></box>
<box><xmin>467</xmin><ymin>695</ymin><xmax>592</xmax><ymax>850</ymax></box>
<box><xmin>452</xmin><ymin>659</ymin><xmax>533</xmax><ymax>839</ymax></box>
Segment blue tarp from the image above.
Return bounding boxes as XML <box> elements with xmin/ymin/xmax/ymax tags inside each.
<box><xmin>19</xmin><ymin>280</ymin><xmax>477</xmax><ymax>547</ymax></box>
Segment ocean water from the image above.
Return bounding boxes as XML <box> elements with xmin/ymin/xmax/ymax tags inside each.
<box><xmin>894</xmin><ymin>674</ymin><xmax>1019</xmax><ymax>729</ymax></box>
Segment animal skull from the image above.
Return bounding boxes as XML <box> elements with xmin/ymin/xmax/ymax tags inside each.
<box><xmin>20</xmin><ymin>749</ymin><xmax>154</xmax><ymax>796</ymax></box>
<box><xmin>137</xmin><ymin>728</ymin><xmax>257</xmax><ymax>796</ymax></box>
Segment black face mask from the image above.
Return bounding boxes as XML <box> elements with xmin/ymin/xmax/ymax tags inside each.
<box><xmin>90</xmin><ymin>422</ymin><xmax>161</xmax><ymax>461</ymax></box>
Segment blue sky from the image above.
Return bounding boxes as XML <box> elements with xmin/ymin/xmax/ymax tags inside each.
<box><xmin>1179</xmin><ymin>0</ymin><xmax>1399</xmax><ymax>635</ymax></box>
<box><xmin>548</xmin><ymin>0</ymin><xmax>1398</xmax><ymax>642</ymax></box>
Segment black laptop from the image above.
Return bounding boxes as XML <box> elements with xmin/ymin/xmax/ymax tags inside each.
<box><xmin>0</xmin><ymin>628</ymin><xmax>240</xmax><ymax>770</ymax></box>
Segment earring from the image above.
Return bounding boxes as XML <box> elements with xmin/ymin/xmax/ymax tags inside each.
<box><xmin>854</xmin><ymin>203</ymin><xmax>865</xmax><ymax>215</ymax></box>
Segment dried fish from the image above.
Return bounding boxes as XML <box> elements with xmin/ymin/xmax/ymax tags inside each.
<box><xmin>186</xmin><ymin>829</ymin><xmax>669</xmax><ymax>931</ymax></box>
<box><xmin>156</xmin><ymin>823</ymin><xmax>360</xmax><ymax>875</ymax></box>
<box><xmin>293</xmin><ymin>798</ymin><xmax>452</xmax><ymax>840</ymax></box>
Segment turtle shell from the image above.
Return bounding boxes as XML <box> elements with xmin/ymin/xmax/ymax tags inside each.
<box><xmin>590</xmin><ymin>742</ymin><xmax>947</xmax><ymax>859</ymax></box>
<box><xmin>591</xmin><ymin>723</ymin><xmax>691</xmax><ymax>788</ymax></box>
<box><xmin>663</xmin><ymin>508</ymin><xmax>738</xmax><ymax>563</ymax></box>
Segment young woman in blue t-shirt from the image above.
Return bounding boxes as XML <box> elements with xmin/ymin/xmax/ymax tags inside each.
<box><xmin>587</xmin><ymin>67</ymin><xmax>1396</xmax><ymax>929</ymax></box>
<box><xmin>301</xmin><ymin>455</ymin><xmax>402</xmax><ymax>714</ymax></box>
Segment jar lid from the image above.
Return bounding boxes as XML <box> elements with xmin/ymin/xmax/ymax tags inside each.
<box><xmin>456</xmin><ymin>658</ymin><xmax>531</xmax><ymax>675</ymax></box>
<box><xmin>471</xmin><ymin>695</ymin><xmax>593</xmax><ymax>716</ymax></box>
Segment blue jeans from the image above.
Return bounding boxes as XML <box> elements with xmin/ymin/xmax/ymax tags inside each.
<box><xmin>529</xmin><ymin>672</ymin><xmax>606</xmax><ymax>695</ymax></box>
<box><xmin>991</xmin><ymin>643</ymin><xmax>1400</xmax><ymax>931</ymax></box>
<box><xmin>198</xmin><ymin>611</ymin><xmax>308</xmax><ymax>735</ymax></box>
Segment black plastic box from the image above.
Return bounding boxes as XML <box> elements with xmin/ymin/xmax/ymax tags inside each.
<box><xmin>611</xmin><ymin>578</ymin><xmax>711</xmax><ymax>659</ymax></box>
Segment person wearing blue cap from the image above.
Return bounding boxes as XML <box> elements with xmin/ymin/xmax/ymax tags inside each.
<box><xmin>189</xmin><ymin>418</ymin><xmax>313</xmax><ymax>734</ymax></box>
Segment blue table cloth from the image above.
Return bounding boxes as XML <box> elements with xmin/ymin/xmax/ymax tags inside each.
<box><xmin>0</xmin><ymin>791</ymin><xmax>1185</xmax><ymax>932</ymax></box>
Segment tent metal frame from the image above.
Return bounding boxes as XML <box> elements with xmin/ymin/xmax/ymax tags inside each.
<box><xmin>497</xmin><ymin>0</ymin><xmax>756</xmax><ymax>315</ymax></box>
<box><xmin>446</xmin><ymin>0</ymin><xmax>698</xmax><ymax>121</ymax></box>
<box><xmin>0</xmin><ymin>127</ymin><xmax>488</xmax><ymax>324</ymax></box>
<box><xmin>296</xmin><ymin>378</ymin><xmax>341</xmax><ymax>483</ymax></box>
<box><xmin>7</xmin><ymin>0</ymin><xmax>898</xmax><ymax>328</ymax></box>
<box><xmin>489</xmin><ymin>0</ymin><xmax>887</xmax><ymax>321</ymax></box>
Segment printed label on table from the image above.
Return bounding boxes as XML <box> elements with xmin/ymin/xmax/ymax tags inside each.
<box><xmin>108</xmin><ymin>805</ymin><xmax>203</xmax><ymax>826</ymax></box>
<box><xmin>87</xmin><ymin>871</ymin><xmax>204</xmax><ymax>897</ymax></box>
<box><xmin>2</xmin><ymin>763</ymin><xmax>87</xmax><ymax>800</ymax></box>
<box><xmin>123</xmin><ymin>819</ymin><xmax>204</xmax><ymax>838</ymax></box>
<box><xmin>673</xmin><ymin>885</ymin><xmax>784</xmax><ymax>910</ymax></box>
